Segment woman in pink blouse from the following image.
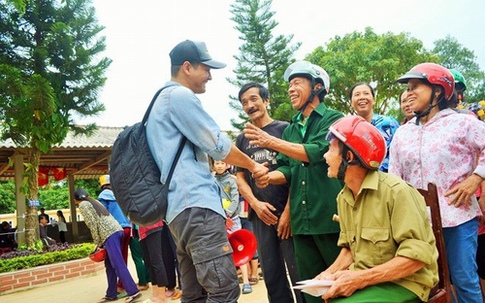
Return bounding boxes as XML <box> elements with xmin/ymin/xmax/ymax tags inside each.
<box><xmin>389</xmin><ymin>63</ymin><xmax>485</xmax><ymax>303</ymax></box>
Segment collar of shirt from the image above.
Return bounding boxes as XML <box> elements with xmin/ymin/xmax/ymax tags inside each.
<box><xmin>341</xmin><ymin>170</ymin><xmax>379</xmax><ymax>208</ymax></box>
<box><xmin>293</xmin><ymin>103</ymin><xmax>329</xmax><ymax>137</ymax></box>
<box><xmin>296</xmin><ymin>112</ymin><xmax>307</xmax><ymax>137</ymax></box>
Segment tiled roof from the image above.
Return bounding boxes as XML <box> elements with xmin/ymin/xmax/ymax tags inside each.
<box><xmin>0</xmin><ymin>126</ymin><xmax>238</xmax><ymax>181</ymax></box>
<box><xmin>58</xmin><ymin>126</ymin><xmax>124</xmax><ymax>148</ymax></box>
<box><xmin>0</xmin><ymin>126</ymin><xmax>124</xmax><ymax>180</ymax></box>
<box><xmin>0</xmin><ymin>126</ymin><xmax>124</xmax><ymax>149</ymax></box>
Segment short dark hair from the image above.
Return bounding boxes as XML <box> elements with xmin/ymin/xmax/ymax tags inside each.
<box><xmin>238</xmin><ymin>82</ymin><xmax>269</xmax><ymax>103</ymax></box>
<box><xmin>399</xmin><ymin>89</ymin><xmax>407</xmax><ymax>104</ymax></box>
<box><xmin>348</xmin><ymin>82</ymin><xmax>375</xmax><ymax>100</ymax></box>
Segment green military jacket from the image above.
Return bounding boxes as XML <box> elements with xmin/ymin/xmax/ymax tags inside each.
<box><xmin>277</xmin><ymin>103</ymin><xmax>344</xmax><ymax>235</ymax></box>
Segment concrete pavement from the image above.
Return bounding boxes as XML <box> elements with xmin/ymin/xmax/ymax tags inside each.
<box><xmin>1</xmin><ymin>255</ymin><xmax>271</xmax><ymax>303</ymax></box>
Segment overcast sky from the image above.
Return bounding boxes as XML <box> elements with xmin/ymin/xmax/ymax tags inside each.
<box><xmin>80</xmin><ymin>0</ymin><xmax>485</xmax><ymax>130</ymax></box>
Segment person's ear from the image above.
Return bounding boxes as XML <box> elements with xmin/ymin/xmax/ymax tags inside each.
<box><xmin>346</xmin><ymin>150</ymin><xmax>355</xmax><ymax>162</ymax></box>
<box><xmin>264</xmin><ymin>98</ymin><xmax>270</xmax><ymax>109</ymax></box>
<box><xmin>435</xmin><ymin>87</ymin><xmax>443</xmax><ymax>99</ymax></box>
<box><xmin>181</xmin><ymin>61</ymin><xmax>192</xmax><ymax>74</ymax></box>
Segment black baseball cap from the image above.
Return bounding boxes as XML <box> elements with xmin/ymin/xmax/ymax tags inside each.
<box><xmin>169</xmin><ymin>40</ymin><xmax>226</xmax><ymax>69</ymax></box>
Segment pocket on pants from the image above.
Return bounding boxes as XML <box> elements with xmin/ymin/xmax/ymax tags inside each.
<box><xmin>195</xmin><ymin>254</ymin><xmax>238</xmax><ymax>293</ymax></box>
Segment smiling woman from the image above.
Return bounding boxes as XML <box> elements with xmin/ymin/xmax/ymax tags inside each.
<box><xmin>390</xmin><ymin>62</ymin><xmax>485</xmax><ymax>303</ymax></box>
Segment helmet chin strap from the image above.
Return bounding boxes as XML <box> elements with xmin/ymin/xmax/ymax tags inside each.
<box><xmin>337</xmin><ymin>160</ymin><xmax>348</xmax><ymax>181</ymax></box>
<box><xmin>414</xmin><ymin>87</ymin><xmax>442</xmax><ymax>125</ymax></box>
<box><xmin>299</xmin><ymin>79</ymin><xmax>325</xmax><ymax>113</ymax></box>
<box><xmin>337</xmin><ymin>145</ymin><xmax>360</xmax><ymax>182</ymax></box>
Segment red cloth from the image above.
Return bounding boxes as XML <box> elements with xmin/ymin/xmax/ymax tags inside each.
<box><xmin>38</xmin><ymin>166</ymin><xmax>50</xmax><ymax>187</ymax></box>
<box><xmin>138</xmin><ymin>221</ymin><xmax>164</xmax><ymax>240</ymax></box>
<box><xmin>479</xmin><ymin>222</ymin><xmax>485</xmax><ymax>236</ymax></box>
<box><xmin>52</xmin><ymin>167</ymin><xmax>67</xmax><ymax>181</ymax></box>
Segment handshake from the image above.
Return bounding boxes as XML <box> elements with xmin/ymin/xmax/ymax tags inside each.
<box><xmin>250</xmin><ymin>162</ymin><xmax>270</xmax><ymax>188</ymax></box>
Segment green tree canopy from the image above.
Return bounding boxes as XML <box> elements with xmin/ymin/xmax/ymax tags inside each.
<box><xmin>229</xmin><ymin>0</ymin><xmax>300</xmax><ymax>128</ymax></box>
<box><xmin>305</xmin><ymin>27</ymin><xmax>439</xmax><ymax>119</ymax></box>
<box><xmin>433</xmin><ymin>35</ymin><xmax>485</xmax><ymax>103</ymax></box>
<box><xmin>0</xmin><ymin>178</ymin><xmax>100</xmax><ymax>215</ymax></box>
<box><xmin>0</xmin><ymin>0</ymin><xmax>111</xmax><ymax>246</ymax></box>
<box><xmin>0</xmin><ymin>181</ymin><xmax>16</xmax><ymax>214</ymax></box>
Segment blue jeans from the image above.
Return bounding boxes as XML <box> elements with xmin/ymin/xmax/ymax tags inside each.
<box><xmin>443</xmin><ymin>218</ymin><xmax>483</xmax><ymax>303</ymax></box>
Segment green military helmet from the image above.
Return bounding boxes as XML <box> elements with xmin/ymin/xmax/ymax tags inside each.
<box><xmin>449</xmin><ymin>68</ymin><xmax>467</xmax><ymax>91</ymax></box>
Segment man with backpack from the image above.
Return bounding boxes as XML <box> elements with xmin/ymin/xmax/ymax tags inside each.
<box><xmin>145</xmin><ymin>39</ymin><xmax>269</xmax><ymax>303</ymax></box>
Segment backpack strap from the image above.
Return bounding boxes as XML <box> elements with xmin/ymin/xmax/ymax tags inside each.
<box><xmin>142</xmin><ymin>85</ymin><xmax>174</xmax><ymax>124</ymax></box>
<box><xmin>142</xmin><ymin>85</ymin><xmax>186</xmax><ymax>186</ymax></box>
<box><xmin>165</xmin><ymin>137</ymin><xmax>187</xmax><ymax>186</ymax></box>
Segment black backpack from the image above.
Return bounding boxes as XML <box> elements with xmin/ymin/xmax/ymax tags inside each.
<box><xmin>109</xmin><ymin>86</ymin><xmax>186</xmax><ymax>225</ymax></box>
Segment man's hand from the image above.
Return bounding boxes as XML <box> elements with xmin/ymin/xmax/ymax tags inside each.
<box><xmin>322</xmin><ymin>270</ymin><xmax>364</xmax><ymax>300</ymax></box>
<box><xmin>445</xmin><ymin>174</ymin><xmax>483</xmax><ymax>207</ymax></box>
<box><xmin>244</xmin><ymin>122</ymin><xmax>274</xmax><ymax>148</ymax></box>
<box><xmin>253</xmin><ymin>200</ymin><xmax>278</xmax><ymax>226</ymax></box>
<box><xmin>277</xmin><ymin>205</ymin><xmax>291</xmax><ymax>239</ymax></box>
<box><xmin>251</xmin><ymin>162</ymin><xmax>269</xmax><ymax>188</ymax></box>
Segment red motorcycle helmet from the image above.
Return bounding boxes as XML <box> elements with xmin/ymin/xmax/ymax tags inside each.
<box><xmin>397</xmin><ymin>63</ymin><xmax>454</xmax><ymax>101</ymax></box>
<box><xmin>328</xmin><ymin>116</ymin><xmax>386</xmax><ymax>170</ymax></box>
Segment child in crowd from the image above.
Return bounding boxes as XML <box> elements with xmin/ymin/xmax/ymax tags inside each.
<box><xmin>211</xmin><ymin>158</ymin><xmax>253</xmax><ymax>294</ymax></box>
<box><xmin>39</xmin><ymin>216</ymin><xmax>55</xmax><ymax>247</ymax></box>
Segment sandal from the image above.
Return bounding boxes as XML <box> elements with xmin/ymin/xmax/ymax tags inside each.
<box><xmin>125</xmin><ymin>292</ymin><xmax>141</xmax><ymax>303</ymax></box>
<box><xmin>242</xmin><ymin>283</ymin><xmax>252</xmax><ymax>294</ymax></box>
<box><xmin>249</xmin><ymin>277</ymin><xmax>259</xmax><ymax>285</ymax></box>
<box><xmin>171</xmin><ymin>289</ymin><xmax>182</xmax><ymax>300</ymax></box>
<box><xmin>97</xmin><ymin>297</ymin><xmax>118</xmax><ymax>303</ymax></box>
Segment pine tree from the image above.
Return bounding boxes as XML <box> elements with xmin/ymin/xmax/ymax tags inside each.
<box><xmin>0</xmin><ymin>0</ymin><xmax>111</xmax><ymax>247</ymax></box>
<box><xmin>229</xmin><ymin>0</ymin><xmax>301</xmax><ymax>128</ymax></box>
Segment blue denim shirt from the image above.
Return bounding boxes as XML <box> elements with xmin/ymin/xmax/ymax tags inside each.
<box><xmin>146</xmin><ymin>81</ymin><xmax>231</xmax><ymax>223</ymax></box>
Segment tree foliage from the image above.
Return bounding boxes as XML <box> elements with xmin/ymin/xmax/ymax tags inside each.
<box><xmin>229</xmin><ymin>0</ymin><xmax>300</xmax><ymax>128</ymax></box>
<box><xmin>0</xmin><ymin>181</ymin><xmax>16</xmax><ymax>214</ymax></box>
<box><xmin>37</xmin><ymin>178</ymin><xmax>99</xmax><ymax>210</ymax></box>
<box><xmin>0</xmin><ymin>0</ymin><xmax>111</xmax><ymax>246</ymax></box>
<box><xmin>0</xmin><ymin>178</ymin><xmax>100</xmax><ymax>215</ymax></box>
<box><xmin>433</xmin><ymin>35</ymin><xmax>485</xmax><ymax>103</ymax></box>
<box><xmin>305</xmin><ymin>27</ymin><xmax>439</xmax><ymax>119</ymax></box>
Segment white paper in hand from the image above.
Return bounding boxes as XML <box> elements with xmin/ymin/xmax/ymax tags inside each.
<box><xmin>293</xmin><ymin>279</ymin><xmax>335</xmax><ymax>297</ymax></box>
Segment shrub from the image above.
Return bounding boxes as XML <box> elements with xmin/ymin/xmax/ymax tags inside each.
<box><xmin>0</xmin><ymin>242</ymin><xmax>94</xmax><ymax>273</ymax></box>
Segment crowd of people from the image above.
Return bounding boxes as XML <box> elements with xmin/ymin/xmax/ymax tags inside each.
<box><xmin>5</xmin><ymin>39</ymin><xmax>484</xmax><ymax>303</ymax></box>
<box><xmin>139</xmin><ymin>39</ymin><xmax>485</xmax><ymax>303</ymax></box>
